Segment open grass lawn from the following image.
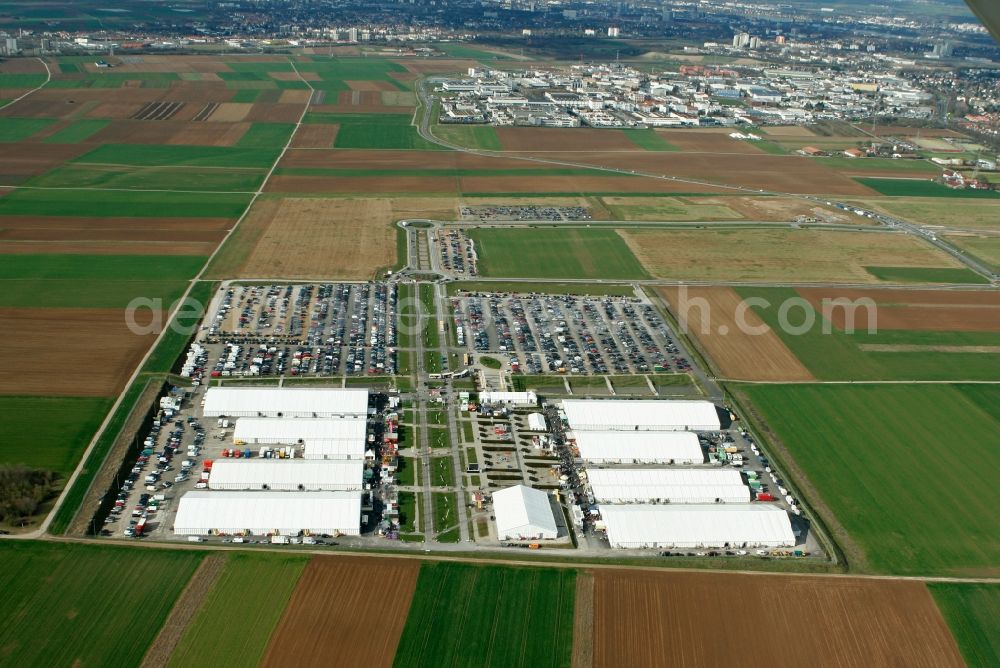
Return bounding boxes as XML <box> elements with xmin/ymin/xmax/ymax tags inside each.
<box><xmin>467</xmin><ymin>227</ymin><xmax>648</xmax><ymax>280</ymax></box>
<box><xmin>0</xmin><ymin>117</ymin><xmax>55</xmax><ymax>142</ymax></box>
<box><xmin>600</xmin><ymin>196</ymin><xmax>742</xmax><ymax>221</ymax></box>
<box><xmin>743</xmin><ymin>384</ymin><xmax>1000</xmax><ymax>575</ymax></box>
<box><xmin>434</xmin><ymin>124</ymin><xmax>502</xmax><ymax>150</ymax></box>
<box><xmin>396</xmin><ymin>456</ymin><xmax>416</xmax><ymax>486</ymax></box>
<box><xmin>857</xmin><ymin>177</ymin><xmax>1000</xmax><ymax>198</ymax></box>
<box><xmin>430</xmin><ymin>456</ymin><xmax>454</xmax><ymax>487</ymax></box>
<box><xmin>168</xmin><ymin>553</ymin><xmax>307</xmax><ymax>668</ymax></box>
<box><xmin>620</xmin><ymin>128</ymin><xmax>677</xmax><ymax>151</ymax></box>
<box><xmin>447</xmin><ymin>281</ymin><xmax>636</xmax><ymax>297</ymax></box>
<box><xmin>737</xmin><ymin>286</ymin><xmax>1000</xmax><ymax>381</ymax></box>
<box><xmin>0</xmin><ymin>396</ymin><xmax>110</xmax><ymax>473</ymax></box>
<box><xmin>26</xmin><ymin>164</ymin><xmax>265</xmax><ymax>192</ymax></box>
<box><xmin>73</xmin><ymin>144</ymin><xmax>281</xmax><ymax>168</ymax></box>
<box><xmin>435</xmin><ymin>43</ymin><xmax>511</xmax><ymax>60</ymax></box>
<box><xmin>398</xmin><ymin>491</ymin><xmax>418</xmax><ymax>532</ymax></box>
<box><xmin>944</xmin><ymin>235</ymin><xmax>1000</xmax><ymax>272</ymax></box>
<box><xmin>0</xmin><ymin>188</ymin><xmax>251</xmax><ymax>218</ymax></box>
<box><xmin>930</xmin><ymin>583</ymin><xmax>1000</xmax><ymax>668</ymax></box>
<box><xmin>816</xmin><ymin>157</ymin><xmax>939</xmax><ymax>174</ymax></box>
<box><xmin>432</xmin><ymin>492</ymin><xmax>459</xmax><ymax>540</ymax></box>
<box><xmin>863</xmin><ymin>266</ymin><xmax>988</xmax><ymax>283</ymax></box>
<box><xmin>427</xmin><ymin>427</ymin><xmax>451</xmax><ymax>450</ymax></box>
<box><xmin>0</xmin><ymin>542</ymin><xmax>201</xmax><ymax>666</ymax></box>
<box><xmin>42</xmin><ymin>119</ymin><xmax>110</xmax><ymax>144</ymax></box>
<box><xmin>236</xmin><ymin>122</ymin><xmax>296</xmax><ymax>149</ymax></box>
<box><xmin>869</xmin><ymin>198</ymin><xmax>1000</xmax><ymax>230</ymax></box>
<box><xmin>394</xmin><ymin>562</ymin><xmax>575</xmax><ymax>668</ymax></box>
<box><xmin>305</xmin><ymin>113</ymin><xmax>441</xmax><ymax>150</ymax></box>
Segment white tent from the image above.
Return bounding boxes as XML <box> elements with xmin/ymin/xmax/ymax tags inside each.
<box><xmin>173</xmin><ymin>491</ymin><xmax>361</xmax><ymax>536</ymax></box>
<box><xmin>574</xmin><ymin>431</ymin><xmax>704</xmax><ymax>464</ymax></box>
<box><xmin>233</xmin><ymin>417</ymin><xmax>366</xmax><ymax>446</ymax></box>
<box><xmin>480</xmin><ymin>391</ymin><xmax>538</xmax><ymax>407</ymax></box>
<box><xmin>587</xmin><ymin>468</ymin><xmax>750</xmax><ymax>504</ymax></box>
<box><xmin>203</xmin><ymin>387</ymin><xmax>368</xmax><ymax>418</ymax></box>
<box><xmin>493</xmin><ymin>485</ymin><xmax>558</xmax><ymax>541</ymax></box>
<box><xmin>526</xmin><ymin>413</ymin><xmax>547</xmax><ymax>432</ymax></box>
<box><xmin>302</xmin><ymin>437</ymin><xmax>367</xmax><ymax>461</ymax></box>
<box><xmin>600</xmin><ymin>504</ymin><xmax>794</xmax><ymax>549</ymax></box>
<box><xmin>208</xmin><ymin>459</ymin><xmax>363</xmax><ymax>491</ymax></box>
<box><xmin>562</xmin><ymin>399</ymin><xmax>721</xmax><ymax>432</ymax></box>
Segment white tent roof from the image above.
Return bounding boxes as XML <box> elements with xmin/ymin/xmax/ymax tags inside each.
<box><xmin>203</xmin><ymin>387</ymin><xmax>368</xmax><ymax>417</ymax></box>
<box><xmin>234</xmin><ymin>417</ymin><xmax>366</xmax><ymax>444</ymax></box>
<box><xmin>493</xmin><ymin>485</ymin><xmax>557</xmax><ymax>539</ymax></box>
<box><xmin>527</xmin><ymin>413</ymin><xmax>547</xmax><ymax>431</ymax></box>
<box><xmin>480</xmin><ymin>391</ymin><xmax>538</xmax><ymax>406</ymax></box>
<box><xmin>208</xmin><ymin>459</ymin><xmax>363</xmax><ymax>491</ymax></box>
<box><xmin>600</xmin><ymin>504</ymin><xmax>794</xmax><ymax>547</ymax></box>
<box><xmin>588</xmin><ymin>468</ymin><xmax>750</xmax><ymax>503</ymax></box>
<box><xmin>562</xmin><ymin>399</ymin><xmax>721</xmax><ymax>432</ymax></box>
<box><xmin>302</xmin><ymin>438</ymin><xmax>367</xmax><ymax>460</ymax></box>
<box><xmin>173</xmin><ymin>491</ymin><xmax>361</xmax><ymax>535</ymax></box>
<box><xmin>574</xmin><ymin>431</ymin><xmax>704</xmax><ymax>464</ymax></box>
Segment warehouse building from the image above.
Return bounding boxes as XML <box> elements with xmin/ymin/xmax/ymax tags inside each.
<box><xmin>203</xmin><ymin>387</ymin><xmax>368</xmax><ymax>418</ymax></box>
<box><xmin>173</xmin><ymin>491</ymin><xmax>361</xmax><ymax>536</ymax></box>
<box><xmin>587</xmin><ymin>468</ymin><xmax>751</xmax><ymax>504</ymax></box>
<box><xmin>493</xmin><ymin>485</ymin><xmax>558</xmax><ymax>541</ymax></box>
<box><xmin>562</xmin><ymin>399</ymin><xmax>721</xmax><ymax>432</ymax></box>
<box><xmin>233</xmin><ymin>417</ymin><xmax>367</xmax><ymax>447</ymax></box>
<box><xmin>208</xmin><ymin>459</ymin><xmax>363</xmax><ymax>492</ymax></box>
<box><xmin>573</xmin><ymin>431</ymin><xmax>704</xmax><ymax>464</ymax></box>
<box><xmin>600</xmin><ymin>504</ymin><xmax>794</xmax><ymax>549</ymax></box>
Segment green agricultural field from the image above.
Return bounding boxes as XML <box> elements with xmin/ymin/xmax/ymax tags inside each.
<box><xmin>0</xmin><ymin>188</ymin><xmax>251</xmax><ymax>218</ymax></box>
<box><xmin>435</xmin><ymin>43</ymin><xmax>511</xmax><ymax>60</ymax></box>
<box><xmin>26</xmin><ymin>164</ymin><xmax>265</xmax><ymax>192</ymax></box>
<box><xmin>0</xmin><ymin>253</ymin><xmax>205</xmax><ymax>281</ymax></box>
<box><xmin>42</xmin><ymin>119</ymin><xmax>110</xmax><ymax>143</ymax></box>
<box><xmin>0</xmin><ymin>396</ymin><xmax>110</xmax><ymax>473</ymax></box>
<box><xmin>168</xmin><ymin>553</ymin><xmax>307</xmax><ymax>668</ymax></box>
<box><xmin>929</xmin><ymin>583</ymin><xmax>1000</xmax><ymax>668</ymax></box>
<box><xmin>868</xmin><ymin>198</ymin><xmax>1000</xmax><ymax>230</ymax></box>
<box><xmin>737</xmin><ymin>287</ymin><xmax>1000</xmax><ymax>381</ymax></box>
<box><xmin>394</xmin><ymin>562</ymin><xmax>575</xmax><ymax>668</ymax></box>
<box><xmin>944</xmin><ymin>235</ymin><xmax>1000</xmax><ymax>272</ymax></box>
<box><xmin>143</xmin><ymin>281</ymin><xmax>216</xmax><ymax>374</ymax></box>
<box><xmin>857</xmin><ymin>177</ymin><xmax>1000</xmax><ymax>198</ymax></box>
<box><xmin>467</xmin><ymin>227</ymin><xmax>648</xmax><ymax>280</ymax></box>
<box><xmin>434</xmin><ymin>124</ymin><xmax>502</xmax><ymax>150</ymax></box>
<box><xmin>863</xmin><ymin>266</ymin><xmax>988</xmax><ymax>284</ymax></box>
<box><xmin>236</xmin><ymin>123</ymin><xmax>296</xmax><ymax>149</ymax></box>
<box><xmin>0</xmin><ymin>73</ymin><xmax>47</xmax><ymax>88</ymax></box>
<box><xmin>0</xmin><ymin>278</ymin><xmax>191</xmax><ymax>309</ymax></box>
<box><xmin>0</xmin><ymin>542</ymin><xmax>201</xmax><ymax>666</ymax></box>
<box><xmin>600</xmin><ymin>196</ymin><xmax>743</xmax><ymax>221</ymax></box>
<box><xmin>816</xmin><ymin>157</ymin><xmax>939</xmax><ymax>174</ymax></box>
<box><xmin>447</xmin><ymin>281</ymin><xmax>636</xmax><ymax>297</ymax></box>
<box><xmin>276</xmin><ymin>167</ymin><xmax>605</xmax><ymax>178</ymax></box>
<box><xmin>621</xmin><ymin>128</ymin><xmax>677</xmax><ymax>151</ymax></box>
<box><xmin>231</xmin><ymin>88</ymin><xmax>263</xmax><ymax>102</ymax></box>
<box><xmin>0</xmin><ymin>117</ymin><xmax>55</xmax><ymax>142</ymax></box>
<box><xmin>73</xmin><ymin>144</ymin><xmax>281</xmax><ymax>168</ymax></box>
<box><xmin>305</xmin><ymin>113</ymin><xmax>441</xmax><ymax>150</ymax></box>
<box><xmin>743</xmin><ymin>383</ymin><xmax>1000</xmax><ymax>575</ymax></box>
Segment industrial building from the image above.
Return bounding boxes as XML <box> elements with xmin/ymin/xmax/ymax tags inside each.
<box><xmin>561</xmin><ymin>399</ymin><xmax>722</xmax><ymax>432</ymax></box>
<box><xmin>203</xmin><ymin>387</ymin><xmax>368</xmax><ymax>418</ymax></box>
<box><xmin>233</xmin><ymin>417</ymin><xmax>367</xmax><ymax>447</ymax></box>
<box><xmin>493</xmin><ymin>485</ymin><xmax>558</xmax><ymax>541</ymax></box>
<box><xmin>599</xmin><ymin>504</ymin><xmax>794</xmax><ymax>549</ymax></box>
<box><xmin>207</xmin><ymin>459</ymin><xmax>364</xmax><ymax>491</ymax></box>
<box><xmin>587</xmin><ymin>468</ymin><xmax>751</xmax><ymax>504</ymax></box>
<box><xmin>573</xmin><ymin>431</ymin><xmax>704</xmax><ymax>464</ymax></box>
<box><xmin>173</xmin><ymin>491</ymin><xmax>362</xmax><ymax>536</ymax></box>
<box><xmin>479</xmin><ymin>391</ymin><xmax>538</xmax><ymax>407</ymax></box>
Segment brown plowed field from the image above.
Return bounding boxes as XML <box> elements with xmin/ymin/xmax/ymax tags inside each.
<box><xmin>0</xmin><ymin>241</ymin><xmax>215</xmax><ymax>255</ymax></box>
<box><xmin>266</xmin><ymin>175</ymin><xmax>457</xmax><ymax>193</ymax></box>
<box><xmin>496</xmin><ymin>127</ymin><xmax>644</xmax><ymax>151</ymax></box>
<box><xmin>88</xmin><ymin>121</ymin><xmax>185</xmax><ymax>145</ymax></box>
<box><xmin>523</xmin><ymin>151</ymin><xmax>876</xmax><ymax>196</ymax></box>
<box><xmin>270</xmin><ymin>71</ymin><xmax>318</xmax><ymax>82</ymax></box>
<box><xmin>762</xmin><ymin>125</ymin><xmax>818</xmax><ymax>138</ymax></box>
<box><xmin>875</xmin><ymin>126</ymin><xmax>966</xmax><ymax>138</ymax></box>
<box><xmin>592</xmin><ymin>571</ymin><xmax>963</xmax><ymax>668</ymax></box>
<box><xmin>796</xmin><ymin>288</ymin><xmax>1000</xmax><ymax>332</ymax></box>
<box><xmin>345</xmin><ymin>80</ymin><xmax>397</xmax><ymax>91</ymax></box>
<box><xmin>167</xmin><ymin>122</ymin><xmax>249</xmax><ymax>146</ymax></box>
<box><xmin>245</xmin><ymin>104</ymin><xmax>304</xmax><ymax>123</ymax></box>
<box><xmin>459</xmin><ymin>174</ymin><xmax>730</xmax><ymax>194</ymax></box>
<box><xmin>657</xmin><ymin>130</ymin><xmax>765</xmax><ymax>153</ymax></box>
<box><xmin>289</xmin><ymin>124</ymin><xmax>338</xmax><ymax>148</ymax></box>
<box><xmin>0</xmin><ymin>308</ymin><xmax>158</xmax><ymax>396</ymax></box>
<box><xmin>278</xmin><ymin>89</ymin><xmax>311</xmax><ymax>104</ymax></box>
<box><xmin>0</xmin><ymin>215</ymin><xmax>232</xmax><ymax>232</ymax></box>
<box><xmin>206</xmin><ymin>102</ymin><xmax>252</xmax><ymax>122</ymax></box>
<box><xmin>261</xmin><ymin>556</ymin><xmax>419</xmax><ymax>668</ymax></box>
<box><xmin>0</xmin><ymin>144</ymin><xmax>91</xmax><ymax>183</ymax></box>
<box><xmin>657</xmin><ymin>286</ymin><xmax>814</xmax><ymax>381</ymax></box>
<box><xmin>279</xmin><ymin>149</ymin><xmax>526</xmax><ymax>171</ymax></box>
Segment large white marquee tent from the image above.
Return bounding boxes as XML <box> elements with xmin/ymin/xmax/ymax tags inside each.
<box><xmin>203</xmin><ymin>387</ymin><xmax>368</xmax><ymax>418</ymax></box>
<box><xmin>600</xmin><ymin>504</ymin><xmax>794</xmax><ymax>549</ymax></box>
<box><xmin>562</xmin><ymin>399</ymin><xmax>721</xmax><ymax>432</ymax></box>
<box><xmin>233</xmin><ymin>417</ymin><xmax>367</xmax><ymax>447</ymax></box>
<box><xmin>573</xmin><ymin>431</ymin><xmax>704</xmax><ymax>465</ymax></box>
<box><xmin>208</xmin><ymin>459</ymin><xmax>363</xmax><ymax>492</ymax></box>
<box><xmin>587</xmin><ymin>468</ymin><xmax>751</xmax><ymax>504</ymax></box>
<box><xmin>173</xmin><ymin>491</ymin><xmax>361</xmax><ymax>536</ymax></box>
<box><xmin>493</xmin><ymin>485</ymin><xmax>558</xmax><ymax>541</ymax></box>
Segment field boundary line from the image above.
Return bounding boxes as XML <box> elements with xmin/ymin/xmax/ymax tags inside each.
<box><xmin>1</xmin><ymin>57</ymin><xmax>51</xmax><ymax>110</ymax></box>
<box><xmin>0</xmin><ymin>185</ymin><xmax>258</xmax><ymax>195</ymax></box>
<box><xmin>27</xmin><ymin>56</ymin><xmax>316</xmax><ymax>539</ymax></box>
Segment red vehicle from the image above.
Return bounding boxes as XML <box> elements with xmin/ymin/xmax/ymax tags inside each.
<box><xmin>134</xmin><ymin>518</ymin><xmax>147</xmax><ymax>537</ymax></box>
<box><xmin>756</xmin><ymin>493</ymin><xmax>776</xmax><ymax>502</ymax></box>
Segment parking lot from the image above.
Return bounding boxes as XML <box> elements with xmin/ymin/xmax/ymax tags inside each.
<box><xmin>201</xmin><ymin>282</ymin><xmax>397</xmax><ymax>378</ymax></box>
<box><xmin>452</xmin><ymin>293</ymin><xmax>690</xmax><ymax>375</ymax></box>
<box><xmin>434</xmin><ymin>229</ymin><xmax>478</xmax><ymax>276</ymax></box>
<box><xmin>459</xmin><ymin>205</ymin><xmax>592</xmax><ymax>222</ymax></box>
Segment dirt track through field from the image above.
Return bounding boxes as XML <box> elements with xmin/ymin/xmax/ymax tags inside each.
<box><xmin>657</xmin><ymin>286</ymin><xmax>814</xmax><ymax>381</ymax></box>
<box><xmin>593</xmin><ymin>570</ymin><xmax>963</xmax><ymax>668</ymax></box>
<box><xmin>261</xmin><ymin>556</ymin><xmax>419</xmax><ymax>668</ymax></box>
<box><xmin>141</xmin><ymin>555</ymin><xmax>226</xmax><ymax>668</ymax></box>
<box><xmin>571</xmin><ymin>571</ymin><xmax>594</xmax><ymax>668</ymax></box>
